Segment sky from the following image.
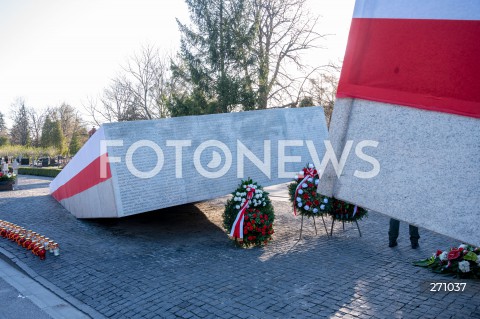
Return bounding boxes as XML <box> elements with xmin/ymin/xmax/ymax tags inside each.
<box><xmin>0</xmin><ymin>0</ymin><xmax>356</xmax><ymax>127</ymax></box>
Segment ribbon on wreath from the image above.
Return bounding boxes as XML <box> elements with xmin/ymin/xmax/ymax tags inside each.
<box><xmin>293</xmin><ymin>167</ymin><xmax>317</xmax><ymax>216</ymax></box>
<box><xmin>229</xmin><ymin>186</ymin><xmax>256</xmax><ymax>240</ymax></box>
<box><xmin>352</xmin><ymin>205</ymin><xmax>358</xmax><ymax>218</ymax></box>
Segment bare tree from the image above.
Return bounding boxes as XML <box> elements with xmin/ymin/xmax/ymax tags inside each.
<box><xmin>85</xmin><ymin>45</ymin><xmax>172</xmax><ymax>124</ymax></box>
<box><xmin>123</xmin><ymin>46</ymin><xmax>155</xmax><ymax>119</ymax></box>
<box><xmin>102</xmin><ymin>77</ymin><xmax>141</xmax><ymax>121</ymax></box>
<box><xmin>85</xmin><ymin>76</ymin><xmax>146</xmax><ymax>124</ymax></box>
<box><xmin>250</xmin><ymin>0</ymin><xmax>325</xmax><ymax>108</ymax></box>
<box><xmin>28</xmin><ymin>108</ymin><xmax>46</xmax><ymax>147</ymax></box>
<box><xmin>84</xmin><ymin>96</ymin><xmax>106</xmax><ymax>126</ymax></box>
<box><xmin>301</xmin><ymin>62</ymin><xmax>340</xmax><ymax>127</ymax></box>
<box><xmin>124</xmin><ymin>45</ymin><xmax>172</xmax><ymax>119</ymax></box>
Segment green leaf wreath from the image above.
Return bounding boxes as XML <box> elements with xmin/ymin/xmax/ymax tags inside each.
<box><xmin>223</xmin><ymin>179</ymin><xmax>275</xmax><ymax>248</ymax></box>
<box><xmin>330</xmin><ymin>199</ymin><xmax>368</xmax><ymax>222</ymax></box>
<box><xmin>288</xmin><ymin>164</ymin><xmax>331</xmax><ymax>218</ymax></box>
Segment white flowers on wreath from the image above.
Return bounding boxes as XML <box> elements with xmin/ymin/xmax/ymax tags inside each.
<box><xmin>289</xmin><ymin>163</ymin><xmax>331</xmax><ymax>216</ymax></box>
<box><xmin>233</xmin><ymin>184</ymin><xmax>267</xmax><ymax>210</ymax></box>
<box><xmin>458</xmin><ymin>260</ymin><xmax>470</xmax><ymax>273</ymax></box>
<box><xmin>439</xmin><ymin>251</ymin><xmax>448</xmax><ymax>262</ymax></box>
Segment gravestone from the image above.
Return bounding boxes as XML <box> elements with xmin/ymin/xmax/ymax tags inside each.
<box><xmin>40</xmin><ymin>158</ymin><xmax>50</xmax><ymax>167</ymax></box>
<box><xmin>51</xmin><ymin>107</ymin><xmax>329</xmax><ymax>218</ymax></box>
<box><xmin>318</xmin><ymin>0</ymin><xmax>480</xmax><ymax>246</ymax></box>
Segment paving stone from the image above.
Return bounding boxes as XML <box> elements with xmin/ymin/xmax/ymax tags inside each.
<box><xmin>0</xmin><ymin>175</ymin><xmax>478</xmax><ymax>319</ymax></box>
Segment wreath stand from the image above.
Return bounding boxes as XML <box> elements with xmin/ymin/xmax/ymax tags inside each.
<box><xmin>298</xmin><ymin>214</ymin><xmax>329</xmax><ymax>239</ymax></box>
<box><xmin>330</xmin><ymin>219</ymin><xmax>362</xmax><ymax>237</ymax></box>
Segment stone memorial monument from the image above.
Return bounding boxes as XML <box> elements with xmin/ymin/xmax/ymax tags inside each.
<box><xmin>318</xmin><ymin>0</ymin><xmax>480</xmax><ymax>246</ymax></box>
<box><xmin>51</xmin><ymin>108</ymin><xmax>329</xmax><ymax>218</ymax></box>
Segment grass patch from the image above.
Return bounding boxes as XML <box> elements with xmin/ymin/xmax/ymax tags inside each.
<box><xmin>18</xmin><ymin>167</ymin><xmax>62</xmax><ymax>178</ymax></box>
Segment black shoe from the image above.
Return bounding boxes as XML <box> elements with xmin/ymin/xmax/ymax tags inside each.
<box><xmin>411</xmin><ymin>242</ymin><xmax>419</xmax><ymax>249</ymax></box>
<box><xmin>389</xmin><ymin>240</ymin><xmax>398</xmax><ymax>248</ymax></box>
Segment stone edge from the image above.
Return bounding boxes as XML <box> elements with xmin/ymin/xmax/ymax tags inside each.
<box><xmin>0</xmin><ymin>246</ymin><xmax>106</xmax><ymax>319</ymax></box>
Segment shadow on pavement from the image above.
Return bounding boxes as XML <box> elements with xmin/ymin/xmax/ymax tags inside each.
<box><xmin>84</xmin><ymin>203</ymin><xmax>228</xmax><ymax>248</ymax></box>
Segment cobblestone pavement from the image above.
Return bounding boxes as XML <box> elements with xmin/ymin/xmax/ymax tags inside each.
<box><xmin>0</xmin><ymin>275</ymin><xmax>52</xmax><ymax>319</ymax></box>
<box><xmin>0</xmin><ymin>175</ymin><xmax>479</xmax><ymax>319</ymax></box>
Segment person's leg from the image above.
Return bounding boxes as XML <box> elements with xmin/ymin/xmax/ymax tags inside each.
<box><xmin>409</xmin><ymin>225</ymin><xmax>420</xmax><ymax>249</ymax></box>
<box><xmin>388</xmin><ymin>218</ymin><xmax>400</xmax><ymax>247</ymax></box>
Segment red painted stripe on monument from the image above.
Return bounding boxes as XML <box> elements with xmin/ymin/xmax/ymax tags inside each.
<box><xmin>52</xmin><ymin>154</ymin><xmax>112</xmax><ymax>201</ymax></box>
<box><xmin>337</xmin><ymin>18</ymin><xmax>480</xmax><ymax>118</ymax></box>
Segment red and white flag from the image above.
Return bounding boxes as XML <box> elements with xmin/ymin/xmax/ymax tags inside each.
<box><xmin>337</xmin><ymin>0</ymin><xmax>480</xmax><ymax>118</ymax></box>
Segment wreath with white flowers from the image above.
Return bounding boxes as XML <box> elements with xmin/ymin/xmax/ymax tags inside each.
<box><xmin>223</xmin><ymin>179</ymin><xmax>275</xmax><ymax>248</ymax></box>
<box><xmin>288</xmin><ymin>164</ymin><xmax>331</xmax><ymax>218</ymax></box>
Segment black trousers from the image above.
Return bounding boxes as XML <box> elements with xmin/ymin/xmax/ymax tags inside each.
<box><xmin>388</xmin><ymin>218</ymin><xmax>420</xmax><ymax>243</ymax></box>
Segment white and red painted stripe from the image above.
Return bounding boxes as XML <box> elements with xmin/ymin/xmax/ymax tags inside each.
<box><xmin>338</xmin><ymin>0</ymin><xmax>480</xmax><ymax>118</ymax></box>
<box><xmin>50</xmin><ymin>126</ymin><xmax>112</xmax><ymax>202</ymax></box>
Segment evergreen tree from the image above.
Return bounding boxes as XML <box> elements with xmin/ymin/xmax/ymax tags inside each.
<box><xmin>174</xmin><ymin>0</ymin><xmax>322</xmax><ymax>112</ymax></box>
<box><xmin>171</xmin><ymin>0</ymin><xmax>256</xmax><ymax>116</ymax></box>
<box><xmin>0</xmin><ymin>136</ymin><xmax>7</xmax><ymax>146</ymax></box>
<box><xmin>0</xmin><ymin>112</ymin><xmax>8</xmax><ymax>146</ymax></box>
<box><xmin>69</xmin><ymin>131</ymin><xmax>81</xmax><ymax>155</ymax></box>
<box><xmin>51</xmin><ymin>120</ymin><xmax>65</xmax><ymax>153</ymax></box>
<box><xmin>41</xmin><ymin>116</ymin><xmax>54</xmax><ymax>148</ymax></box>
<box><xmin>0</xmin><ymin>112</ymin><xmax>6</xmax><ymax>133</ymax></box>
<box><xmin>10</xmin><ymin>99</ymin><xmax>31</xmax><ymax>146</ymax></box>
<box><xmin>41</xmin><ymin>117</ymin><xmax>65</xmax><ymax>153</ymax></box>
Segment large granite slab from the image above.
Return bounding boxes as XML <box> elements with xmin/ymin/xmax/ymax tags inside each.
<box><xmin>52</xmin><ymin>107</ymin><xmax>329</xmax><ymax>218</ymax></box>
<box><xmin>318</xmin><ymin>98</ymin><xmax>480</xmax><ymax>246</ymax></box>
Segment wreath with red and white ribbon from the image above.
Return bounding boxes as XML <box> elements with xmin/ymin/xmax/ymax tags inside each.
<box><xmin>288</xmin><ymin>164</ymin><xmax>331</xmax><ymax>218</ymax></box>
<box><xmin>223</xmin><ymin>179</ymin><xmax>275</xmax><ymax>248</ymax></box>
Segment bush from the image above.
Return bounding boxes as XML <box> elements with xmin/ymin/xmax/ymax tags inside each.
<box><xmin>18</xmin><ymin>167</ymin><xmax>62</xmax><ymax>178</ymax></box>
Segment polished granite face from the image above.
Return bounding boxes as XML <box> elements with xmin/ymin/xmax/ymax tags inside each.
<box><xmin>319</xmin><ymin>98</ymin><xmax>480</xmax><ymax>246</ymax></box>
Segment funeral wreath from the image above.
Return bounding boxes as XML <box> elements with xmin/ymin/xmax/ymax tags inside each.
<box><xmin>0</xmin><ymin>171</ymin><xmax>16</xmax><ymax>182</ymax></box>
<box><xmin>329</xmin><ymin>198</ymin><xmax>368</xmax><ymax>222</ymax></box>
<box><xmin>288</xmin><ymin>164</ymin><xmax>331</xmax><ymax>218</ymax></box>
<box><xmin>223</xmin><ymin>179</ymin><xmax>275</xmax><ymax>248</ymax></box>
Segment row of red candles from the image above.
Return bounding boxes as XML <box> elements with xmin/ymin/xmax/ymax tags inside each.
<box><xmin>0</xmin><ymin>220</ymin><xmax>60</xmax><ymax>260</ymax></box>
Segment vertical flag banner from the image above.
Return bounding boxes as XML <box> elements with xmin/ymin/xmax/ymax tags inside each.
<box><xmin>337</xmin><ymin>0</ymin><xmax>480</xmax><ymax>118</ymax></box>
<box><xmin>319</xmin><ymin>0</ymin><xmax>480</xmax><ymax>246</ymax></box>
